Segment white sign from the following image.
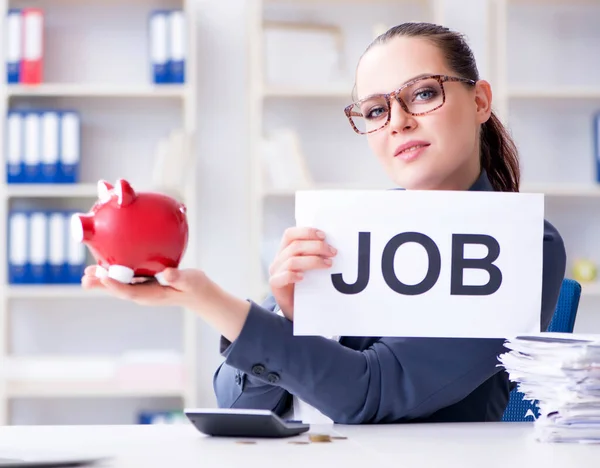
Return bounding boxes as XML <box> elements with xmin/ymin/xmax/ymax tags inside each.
<box><xmin>293</xmin><ymin>190</ymin><xmax>545</xmax><ymax>339</ymax></box>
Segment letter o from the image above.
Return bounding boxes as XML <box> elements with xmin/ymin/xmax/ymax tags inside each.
<box><xmin>381</xmin><ymin>232</ymin><xmax>441</xmax><ymax>295</ymax></box>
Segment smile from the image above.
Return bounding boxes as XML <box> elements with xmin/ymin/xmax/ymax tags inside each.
<box><xmin>394</xmin><ymin>141</ymin><xmax>430</xmax><ymax>161</ymax></box>
<box><xmin>399</xmin><ymin>145</ymin><xmax>427</xmax><ymax>154</ymax></box>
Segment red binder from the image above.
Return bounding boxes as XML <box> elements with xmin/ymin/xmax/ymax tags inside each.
<box><xmin>21</xmin><ymin>8</ymin><xmax>44</xmax><ymax>84</ymax></box>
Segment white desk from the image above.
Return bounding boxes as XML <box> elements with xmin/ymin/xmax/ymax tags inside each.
<box><xmin>0</xmin><ymin>422</ymin><xmax>597</xmax><ymax>467</ymax></box>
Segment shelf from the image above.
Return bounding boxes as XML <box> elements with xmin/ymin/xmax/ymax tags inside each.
<box><xmin>264</xmin><ymin>0</ymin><xmax>419</xmax><ymax>3</ymax></box>
<box><xmin>508</xmin><ymin>87</ymin><xmax>600</xmax><ymax>99</ymax></box>
<box><xmin>6</xmin><ymin>183</ymin><xmax>98</xmax><ymax>198</ymax></box>
<box><xmin>263</xmin><ymin>85</ymin><xmax>353</xmax><ymax>99</ymax></box>
<box><xmin>0</xmin><ymin>0</ymin><xmax>199</xmax><ymax>425</ymax></box>
<box><xmin>262</xmin><ymin>182</ymin><xmax>394</xmax><ymax>196</ymax></box>
<box><xmin>3</xmin><ymin>355</ymin><xmax>186</xmax><ymax>398</ymax></box>
<box><xmin>581</xmin><ymin>282</ymin><xmax>600</xmax><ymax>297</ymax></box>
<box><xmin>507</xmin><ymin>0</ymin><xmax>600</xmax><ymax>4</ymax></box>
<box><xmin>263</xmin><ymin>183</ymin><xmax>600</xmax><ymax>198</ymax></box>
<box><xmin>521</xmin><ymin>183</ymin><xmax>600</xmax><ymax>197</ymax></box>
<box><xmin>6</xmin><ymin>285</ymin><xmax>105</xmax><ymax>299</ymax></box>
<box><xmin>6</xmin><ymin>381</ymin><xmax>185</xmax><ymax>398</ymax></box>
<box><xmin>262</xmin><ymin>187</ymin><xmax>306</xmax><ymax>197</ymax></box>
<box><xmin>7</xmin><ymin>84</ymin><xmax>188</xmax><ymax>99</ymax></box>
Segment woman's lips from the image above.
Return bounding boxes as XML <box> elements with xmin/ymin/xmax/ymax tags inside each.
<box><xmin>394</xmin><ymin>142</ymin><xmax>430</xmax><ymax>162</ymax></box>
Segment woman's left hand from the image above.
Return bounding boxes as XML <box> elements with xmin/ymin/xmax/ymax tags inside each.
<box><xmin>82</xmin><ymin>265</ymin><xmax>210</xmax><ymax>309</ymax></box>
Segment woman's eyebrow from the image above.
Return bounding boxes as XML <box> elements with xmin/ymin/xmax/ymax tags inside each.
<box><xmin>361</xmin><ymin>73</ymin><xmax>437</xmax><ymax>98</ymax></box>
<box><xmin>394</xmin><ymin>73</ymin><xmax>437</xmax><ymax>90</ymax></box>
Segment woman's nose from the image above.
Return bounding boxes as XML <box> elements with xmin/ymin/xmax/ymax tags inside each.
<box><xmin>388</xmin><ymin>98</ymin><xmax>416</xmax><ymax>133</ymax></box>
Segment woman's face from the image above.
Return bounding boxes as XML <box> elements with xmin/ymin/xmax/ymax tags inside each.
<box><xmin>354</xmin><ymin>36</ymin><xmax>492</xmax><ymax>190</ymax></box>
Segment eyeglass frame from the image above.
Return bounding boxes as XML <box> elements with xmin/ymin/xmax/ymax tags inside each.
<box><xmin>344</xmin><ymin>74</ymin><xmax>477</xmax><ymax>135</ymax></box>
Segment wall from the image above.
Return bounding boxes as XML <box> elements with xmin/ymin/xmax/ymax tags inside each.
<box><xmin>191</xmin><ymin>0</ymin><xmax>252</xmax><ymax>408</ymax></box>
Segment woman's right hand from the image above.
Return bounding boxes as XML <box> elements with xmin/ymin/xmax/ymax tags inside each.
<box><xmin>268</xmin><ymin>227</ymin><xmax>337</xmax><ymax>321</ymax></box>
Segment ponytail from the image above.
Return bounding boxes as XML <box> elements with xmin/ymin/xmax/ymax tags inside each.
<box><xmin>480</xmin><ymin>111</ymin><xmax>520</xmax><ymax>192</ymax></box>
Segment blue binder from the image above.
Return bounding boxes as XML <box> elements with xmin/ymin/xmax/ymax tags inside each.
<box><xmin>138</xmin><ymin>410</ymin><xmax>185</xmax><ymax>425</ymax></box>
<box><xmin>40</xmin><ymin>110</ymin><xmax>60</xmax><ymax>184</ymax></box>
<box><xmin>66</xmin><ymin>211</ymin><xmax>86</xmax><ymax>282</ymax></box>
<box><xmin>168</xmin><ymin>10</ymin><xmax>185</xmax><ymax>84</ymax></box>
<box><xmin>59</xmin><ymin>111</ymin><xmax>80</xmax><ymax>183</ymax></box>
<box><xmin>6</xmin><ymin>9</ymin><xmax>22</xmax><ymax>84</ymax></box>
<box><xmin>149</xmin><ymin>10</ymin><xmax>170</xmax><ymax>84</ymax></box>
<box><xmin>7</xmin><ymin>109</ymin><xmax>80</xmax><ymax>184</ymax></box>
<box><xmin>6</xmin><ymin>110</ymin><xmax>24</xmax><ymax>183</ymax></box>
<box><xmin>8</xmin><ymin>210</ymin><xmax>29</xmax><ymax>283</ymax></box>
<box><xmin>48</xmin><ymin>211</ymin><xmax>67</xmax><ymax>283</ymax></box>
<box><xmin>28</xmin><ymin>211</ymin><xmax>48</xmax><ymax>283</ymax></box>
<box><xmin>23</xmin><ymin>111</ymin><xmax>42</xmax><ymax>183</ymax></box>
<box><xmin>8</xmin><ymin>210</ymin><xmax>86</xmax><ymax>285</ymax></box>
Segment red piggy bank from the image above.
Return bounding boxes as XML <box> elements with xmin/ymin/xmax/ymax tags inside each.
<box><xmin>71</xmin><ymin>179</ymin><xmax>189</xmax><ymax>285</ymax></box>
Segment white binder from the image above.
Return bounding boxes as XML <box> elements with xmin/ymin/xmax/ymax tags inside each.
<box><xmin>6</xmin><ymin>111</ymin><xmax>23</xmax><ymax>183</ymax></box>
<box><xmin>48</xmin><ymin>211</ymin><xmax>66</xmax><ymax>283</ymax></box>
<box><xmin>23</xmin><ymin>112</ymin><xmax>41</xmax><ymax>182</ymax></box>
<box><xmin>8</xmin><ymin>211</ymin><xmax>28</xmax><ymax>283</ymax></box>
<box><xmin>66</xmin><ymin>211</ymin><xmax>86</xmax><ymax>282</ymax></box>
<box><xmin>60</xmin><ymin>111</ymin><xmax>80</xmax><ymax>183</ymax></box>
<box><xmin>41</xmin><ymin>111</ymin><xmax>60</xmax><ymax>183</ymax></box>
<box><xmin>149</xmin><ymin>11</ymin><xmax>169</xmax><ymax>83</ymax></box>
<box><xmin>29</xmin><ymin>211</ymin><xmax>48</xmax><ymax>282</ymax></box>
<box><xmin>168</xmin><ymin>10</ymin><xmax>185</xmax><ymax>83</ymax></box>
<box><xmin>6</xmin><ymin>9</ymin><xmax>22</xmax><ymax>83</ymax></box>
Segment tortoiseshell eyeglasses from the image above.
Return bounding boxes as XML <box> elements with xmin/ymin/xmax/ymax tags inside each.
<box><xmin>344</xmin><ymin>74</ymin><xmax>476</xmax><ymax>135</ymax></box>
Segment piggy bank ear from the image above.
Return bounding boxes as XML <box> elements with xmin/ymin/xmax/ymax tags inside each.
<box><xmin>115</xmin><ymin>179</ymin><xmax>136</xmax><ymax>206</ymax></box>
<box><xmin>97</xmin><ymin>180</ymin><xmax>113</xmax><ymax>202</ymax></box>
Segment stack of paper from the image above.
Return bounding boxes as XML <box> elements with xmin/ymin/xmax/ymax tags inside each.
<box><xmin>499</xmin><ymin>332</ymin><xmax>600</xmax><ymax>443</ymax></box>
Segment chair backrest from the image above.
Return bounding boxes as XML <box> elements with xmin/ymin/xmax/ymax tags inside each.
<box><xmin>501</xmin><ymin>278</ymin><xmax>582</xmax><ymax>422</ymax></box>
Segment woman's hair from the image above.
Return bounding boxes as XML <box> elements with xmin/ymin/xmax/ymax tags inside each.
<box><xmin>356</xmin><ymin>22</ymin><xmax>520</xmax><ymax>192</ymax></box>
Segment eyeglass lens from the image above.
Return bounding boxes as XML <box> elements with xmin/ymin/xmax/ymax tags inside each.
<box><xmin>349</xmin><ymin>77</ymin><xmax>444</xmax><ymax>133</ymax></box>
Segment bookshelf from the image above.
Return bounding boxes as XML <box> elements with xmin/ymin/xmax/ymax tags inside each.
<box><xmin>492</xmin><ymin>0</ymin><xmax>600</xmax><ymax>329</ymax></box>
<box><xmin>7</xmin><ymin>84</ymin><xmax>188</xmax><ymax>98</ymax></box>
<box><xmin>0</xmin><ymin>0</ymin><xmax>199</xmax><ymax>424</ymax></box>
<box><xmin>5</xmin><ymin>183</ymin><xmax>98</xmax><ymax>197</ymax></box>
<box><xmin>6</xmin><ymin>284</ymin><xmax>107</xmax><ymax>298</ymax></box>
<box><xmin>247</xmin><ymin>0</ymin><xmax>445</xmax><ymax>301</ymax></box>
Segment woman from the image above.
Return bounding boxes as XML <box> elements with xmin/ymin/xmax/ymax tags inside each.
<box><xmin>82</xmin><ymin>22</ymin><xmax>566</xmax><ymax>424</ymax></box>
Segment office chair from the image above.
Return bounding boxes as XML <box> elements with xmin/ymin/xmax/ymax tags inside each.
<box><xmin>501</xmin><ymin>278</ymin><xmax>582</xmax><ymax>422</ymax></box>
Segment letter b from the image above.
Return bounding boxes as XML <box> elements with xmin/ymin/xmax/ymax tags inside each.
<box><xmin>451</xmin><ymin>234</ymin><xmax>502</xmax><ymax>295</ymax></box>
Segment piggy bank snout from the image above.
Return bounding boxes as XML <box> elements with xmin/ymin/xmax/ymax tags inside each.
<box><xmin>71</xmin><ymin>213</ymin><xmax>95</xmax><ymax>243</ymax></box>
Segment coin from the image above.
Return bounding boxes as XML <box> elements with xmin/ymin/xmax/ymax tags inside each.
<box><xmin>331</xmin><ymin>436</ymin><xmax>348</xmax><ymax>440</ymax></box>
<box><xmin>288</xmin><ymin>441</ymin><xmax>310</xmax><ymax>445</ymax></box>
<box><xmin>235</xmin><ymin>441</ymin><xmax>257</xmax><ymax>444</ymax></box>
<box><xmin>308</xmin><ymin>434</ymin><xmax>332</xmax><ymax>443</ymax></box>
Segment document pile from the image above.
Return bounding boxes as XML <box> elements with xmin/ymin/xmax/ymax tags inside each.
<box><xmin>499</xmin><ymin>332</ymin><xmax>600</xmax><ymax>443</ymax></box>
